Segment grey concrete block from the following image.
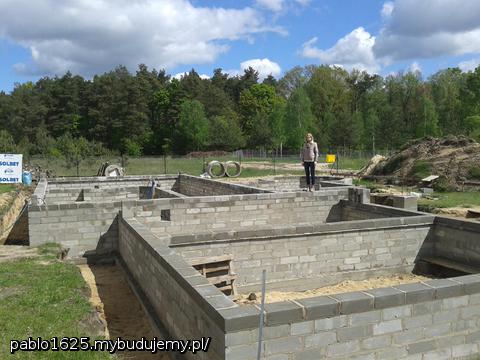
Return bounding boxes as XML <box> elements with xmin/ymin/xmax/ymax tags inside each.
<box><xmin>451</xmin><ymin>275</ymin><xmax>480</xmax><ymax>295</ymax></box>
<box><xmin>372</xmin><ymin>319</ymin><xmax>402</xmax><ymax>335</ymax></box>
<box><xmin>393</xmin><ymin>282</ymin><xmax>435</xmax><ymax>304</ymax></box>
<box><xmin>407</xmin><ymin>339</ymin><xmax>437</xmax><ymax>355</ymax></box>
<box><xmin>364</xmin><ymin>287</ymin><xmax>405</xmax><ymax>309</ymax></box>
<box><xmin>219</xmin><ymin>305</ymin><xmax>260</xmax><ymax>332</ymax></box>
<box><xmin>264</xmin><ymin>336</ymin><xmax>303</xmax><ymax>355</ymax></box>
<box><xmin>296</xmin><ymin>296</ymin><xmax>339</xmax><ymax>319</ymax></box>
<box><xmin>422</xmin><ymin>279</ymin><xmax>464</xmax><ymax>299</ymax></box>
<box><xmin>332</xmin><ymin>292</ymin><xmax>374</xmax><ymax>314</ymax></box>
<box><xmin>337</xmin><ymin>325</ymin><xmax>372</xmax><ymax>341</ymax></box>
<box><xmin>264</xmin><ymin>301</ymin><xmax>304</xmax><ymax>326</ymax></box>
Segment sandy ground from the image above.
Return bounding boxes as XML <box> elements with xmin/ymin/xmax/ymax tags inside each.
<box><xmin>0</xmin><ymin>190</ymin><xmax>29</xmax><ymax>244</ymax></box>
<box><xmin>0</xmin><ymin>191</ymin><xmax>13</xmax><ymax>209</ymax></box>
<box><xmin>234</xmin><ymin>273</ymin><xmax>431</xmax><ymax>305</ymax></box>
<box><xmin>432</xmin><ymin>206</ymin><xmax>480</xmax><ymax>218</ymax></box>
<box><xmin>78</xmin><ymin>264</ymin><xmax>170</xmax><ymax>359</ymax></box>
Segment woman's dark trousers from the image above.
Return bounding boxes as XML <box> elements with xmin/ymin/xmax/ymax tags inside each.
<box><xmin>304</xmin><ymin>161</ymin><xmax>315</xmax><ymax>186</ymax></box>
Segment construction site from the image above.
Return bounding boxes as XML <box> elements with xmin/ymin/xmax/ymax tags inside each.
<box><xmin>0</xmin><ymin>161</ymin><xmax>469</xmax><ymax>360</ymax></box>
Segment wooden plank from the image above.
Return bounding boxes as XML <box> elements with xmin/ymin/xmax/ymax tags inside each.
<box><xmin>422</xmin><ymin>256</ymin><xmax>480</xmax><ymax>274</ymax></box>
<box><xmin>188</xmin><ymin>254</ymin><xmax>233</xmax><ymax>266</ymax></box>
<box><xmin>206</xmin><ymin>274</ymin><xmax>237</xmax><ymax>285</ymax></box>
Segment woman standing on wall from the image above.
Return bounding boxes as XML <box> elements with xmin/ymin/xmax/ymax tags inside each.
<box><xmin>300</xmin><ymin>133</ymin><xmax>318</xmax><ymax>192</ymax></box>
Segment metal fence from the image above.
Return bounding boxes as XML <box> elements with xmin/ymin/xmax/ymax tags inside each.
<box><xmin>27</xmin><ymin>150</ymin><xmax>393</xmax><ymax>178</ymax></box>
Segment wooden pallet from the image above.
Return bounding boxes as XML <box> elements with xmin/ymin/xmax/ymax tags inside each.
<box><xmin>188</xmin><ymin>254</ymin><xmax>237</xmax><ymax>296</ymax></box>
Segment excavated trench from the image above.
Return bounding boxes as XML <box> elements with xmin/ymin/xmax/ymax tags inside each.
<box><xmin>78</xmin><ymin>262</ymin><xmax>171</xmax><ymax>360</ymax></box>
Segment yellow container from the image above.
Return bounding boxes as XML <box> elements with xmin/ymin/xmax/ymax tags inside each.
<box><xmin>326</xmin><ymin>154</ymin><xmax>336</xmax><ymax>163</ymax></box>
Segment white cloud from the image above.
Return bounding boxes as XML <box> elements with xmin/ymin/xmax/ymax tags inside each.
<box><xmin>173</xmin><ymin>72</ymin><xmax>210</xmax><ymax>80</ymax></box>
<box><xmin>408</xmin><ymin>61</ymin><xmax>421</xmax><ymax>73</ymax></box>
<box><xmin>256</xmin><ymin>0</ymin><xmax>284</xmax><ymax>12</ymax></box>
<box><xmin>224</xmin><ymin>58</ymin><xmax>281</xmax><ymax>80</ymax></box>
<box><xmin>381</xmin><ymin>2</ymin><xmax>394</xmax><ymax>18</ymax></box>
<box><xmin>374</xmin><ymin>0</ymin><xmax>480</xmax><ymax>61</ymax></box>
<box><xmin>301</xmin><ymin>27</ymin><xmax>379</xmax><ymax>73</ymax></box>
<box><xmin>459</xmin><ymin>58</ymin><xmax>480</xmax><ymax>72</ymax></box>
<box><xmin>240</xmin><ymin>58</ymin><xmax>281</xmax><ymax>80</ymax></box>
<box><xmin>0</xmin><ymin>0</ymin><xmax>278</xmax><ymax>77</ymax></box>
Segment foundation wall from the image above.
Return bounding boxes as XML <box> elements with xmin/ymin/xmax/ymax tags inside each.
<box><xmin>176</xmin><ymin>219</ymin><xmax>433</xmax><ymax>292</ymax></box>
<box><xmin>127</xmin><ymin>189</ymin><xmax>350</xmax><ymax>236</ymax></box>
<box><xmin>45</xmin><ymin>187</ymin><xmax>140</xmax><ymax>203</ymax></box>
<box><xmin>429</xmin><ymin>217</ymin><xmax>480</xmax><ymax>268</ymax></box>
<box><xmin>173</xmin><ymin>175</ymin><xmax>271</xmax><ymax>196</ymax></box>
<box><xmin>225</xmin><ymin>282</ymin><xmax>480</xmax><ymax>360</ymax></box>
<box><xmin>229</xmin><ymin>176</ymin><xmax>349</xmax><ymax>192</ymax></box>
<box><xmin>118</xmin><ymin>216</ymin><xmax>232</xmax><ymax>360</ymax></box>
<box><xmin>341</xmin><ymin>202</ymin><xmax>422</xmax><ymax>221</ymax></box>
<box><xmin>28</xmin><ymin>202</ymin><xmax>120</xmax><ymax>257</ymax></box>
<box><xmin>46</xmin><ymin>176</ymin><xmax>177</xmax><ymax>190</ymax></box>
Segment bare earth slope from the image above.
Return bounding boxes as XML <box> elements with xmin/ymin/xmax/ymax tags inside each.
<box><xmin>369</xmin><ymin>136</ymin><xmax>480</xmax><ymax>187</ymax></box>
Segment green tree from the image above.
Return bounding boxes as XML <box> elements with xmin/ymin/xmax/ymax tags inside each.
<box><xmin>209</xmin><ymin>115</ymin><xmax>245</xmax><ymax>151</ymax></box>
<box><xmin>238</xmin><ymin>84</ymin><xmax>280</xmax><ymax>147</ymax></box>
<box><xmin>430</xmin><ymin>68</ymin><xmax>465</xmax><ymax>135</ymax></box>
<box><xmin>268</xmin><ymin>100</ymin><xmax>286</xmax><ymax>150</ymax></box>
<box><xmin>465</xmin><ymin>115</ymin><xmax>480</xmax><ymax>141</ymax></box>
<box><xmin>175</xmin><ymin>100</ymin><xmax>210</xmax><ymax>153</ymax></box>
<box><xmin>284</xmin><ymin>87</ymin><xmax>315</xmax><ymax>150</ymax></box>
<box><xmin>55</xmin><ymin>133</ymin><xmax>107</xmax><ymax>176</ymax></box>
<box><xmin>305</xmin><ymin>66</ymin><xmax>351</xmax><ymax>149</ymax></box>
<box><xmin>363</xmin><ymin>109</ymin><xmax>379</xmax><ymax>153</ymax></box>
<box><xmin>0</xmin><ymin>130</ymin><xmax>16</xmax><ymax>153</ymax></box>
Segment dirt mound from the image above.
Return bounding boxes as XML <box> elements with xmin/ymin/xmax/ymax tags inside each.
<box><xmin>370</xmin><ymin>136</ymin><xmax>480</xmax><ymax>189</ymax></box>
<box><xmin>357</xmin><ymin>155</ymin><xmax>387</xmax><ymax>176</ymax></box>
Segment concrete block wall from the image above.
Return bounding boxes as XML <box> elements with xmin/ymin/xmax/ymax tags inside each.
<box><xmin>224</xmin><ymin>275</ymin><xmax>480</xmax><ymax>359</ymax></box>
<box><xmin>227</xmin><ymin>176</ymin><xmax>348</xmax><ymax>192</ymax></box>
<box><xmin>341</xmin><ymin>201</ymin><xmax>423</xmax><ymax>221</ymax></box>
<box><xmin>31</xmin><ymin>177</ymin><xmax>47</xmax><ymax>205</ymax></box>
<box><xmin>45</xmin><ymin>186</ymin><xmax>139</xmax><ymax>203</ymax></box>
<box><xmin>118</xmin><ymin>216</ymin><xmax>235</xmax><ymax>360</ymax></box>
<box><xmin>46</xmin><ymin>175</ymin><xmax>177</xmax><ymax>190</ymax></box>
<box><xmin>44</xmin><ymin>188</ymin><xmax>84</xmax><ymax>202</ymax></box>
<box><xmin>173</xmin><ymin>174</ymin><xmax>271</xmax><ymax>196</ymax></box>
<box><xmin>174</xmin><ymin>216</ymin><xmax>434</xmax><ymax>291</ymax></box>
<box><xmin>127</xmin><ymin>188</ymin><xmax>350</xmax><ymax>236</ymax></box>
<box><xmin>28</xmin><ymin>202</ymin><xmax>121</xmax><ymax>257</ymax></box>
<box><xmin>429</xmin><ymin>217</ymin><xmax>480</xmax><ymax>267</ymax></box>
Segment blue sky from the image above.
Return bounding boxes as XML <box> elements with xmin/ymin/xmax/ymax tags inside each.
<box><xmin>1</xmin><ymin>0</ymin><xmax>480</xmax><ymax>93</ymax></box>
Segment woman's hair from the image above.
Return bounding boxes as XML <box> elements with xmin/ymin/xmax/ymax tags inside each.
<box><xmin>305</xmin><ymin>133</ymin><xmax>314</xmax><ymax>141</ymax></box>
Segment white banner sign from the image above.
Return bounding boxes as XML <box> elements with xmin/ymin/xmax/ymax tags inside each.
<box><xmin>0</xmin><ymin>154</ymin><xmax>23</xmax><ymax>183</ymax></box>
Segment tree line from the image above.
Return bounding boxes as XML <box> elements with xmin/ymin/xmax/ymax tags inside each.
<box><xmin>0</xmin><ymin>64</ymin><xmax>479</xmax><ymax>157</ymax></box>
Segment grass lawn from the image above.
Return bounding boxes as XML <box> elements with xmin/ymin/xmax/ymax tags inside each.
<box><xmin>29</xmin><ymin>155</ymin><xmax>369</xmax><ymax>178</ymax></box>
<box><xmin>0</xmin><ymin>245</ymin><xmax>110</xmax><ymax>359</ymax></box>
<box><xmin>0</xmin><ymin>184</ymin><xmax>16</xmax><ymax>194</ymax></box>
<box><xmin>418</xmin><ymin>191</ymin><xmax>480</xmax><ymax>209</ymax></box>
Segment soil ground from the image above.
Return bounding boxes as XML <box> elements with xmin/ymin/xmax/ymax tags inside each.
<box><xmin>234</xmin><ymin>273</ymin><xmax>431</xmax><ymax>305</ymax></box>
<box><xmin>0</xmin><ymin>188</ymin><xmax>31</xmax><ymax>244</ymax></box>
<box><xmin>79</xmin><ymin>263</ymin><xmax>170</xmax><ymax>360</ymax></box>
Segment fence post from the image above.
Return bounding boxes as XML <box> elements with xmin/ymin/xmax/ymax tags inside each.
<box><xmin>163</xmin><ymin>155</ymin><xmax>167</xmax><ymax>174</ymax></box>
<box><xmin>273</xmin><ymin>150</ymin><xmax>276</xmax><ymax>176</ymax></box>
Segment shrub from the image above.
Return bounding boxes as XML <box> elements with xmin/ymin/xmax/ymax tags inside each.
<box><xmin>468</xmin><ymin>166</ymin><xmax>480</xmax><ymax>180</ymax></box>
<box><xmin>410</xmin><ymin>160</ymin><xmax>431</xmax><ymax>179</ymax></box>
<box><xmin>433</xmin><ymin>176</ymin><xmax>455</xmax><ymax>192</ymax></box>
